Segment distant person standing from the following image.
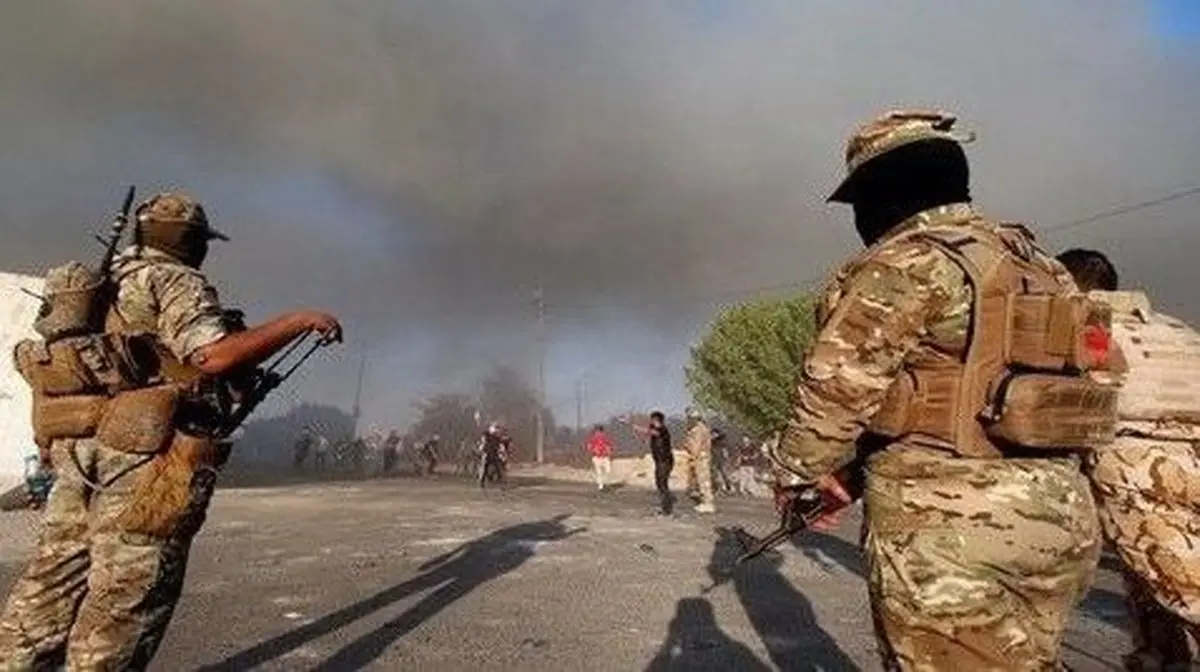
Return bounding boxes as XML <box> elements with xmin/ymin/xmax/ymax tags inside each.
<box><xmin>634</xmin><ymin>411</ymin><xmax>674</xmax><ymax>516</ymax></box>
<box><xmin>348</xmin><ymin>436</ymin><xmax>368</xmax><ymax>476</ymax></box>
<box><xmin>420</xmin><ymin>434</ymin><xmax>441</xmax><ymax>476</ymax></box>
<box><xmin>498</xmin><ymin>429</ymin><xmax>512</xmax><ymax>479</ymax></box>
<box><xmin>479</xmin><ymin>423</ymin><xmax>506</xmax><ymax>489</ymax></box>
<box><xmin>709</xmin><ymin>427</ymin><xmax>733</xmax><ymax>495</ymax></box>
<box><xmin>381</xmin><ymin>429</ymin><xmax>401</xmax><ymax>475</ymax></box>
<box><xmin>733</xmin><ymin>436</ymin><xmax>761</xmax><ymax>496</ymax></box>
<box><xmin>586</xmin><ymin>424</ymin><xmax>614</xmax><ymax>491</ymax></box>
<box><xmin>680</xmin><ymin>408</ymin><xmax>715</xmax><ymax>514</ymax></box>
<box><xmin>293</xmin><ymin>426</ymin><xmax>314</xmax><ymax>472</ymax></box>
<box><xmin>313</xmin><ymin>432</ymin><xmax>330</xmax><ymax>471</ymax></box>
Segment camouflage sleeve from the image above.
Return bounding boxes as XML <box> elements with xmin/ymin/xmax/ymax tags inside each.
<box><xmin>771</xmin><ymin>241</ymin><xmax>966</xmax><ymax>484</ymax></box>
<box><xmin>151</xmin><ymin>265</ymin><xmax>229</xmax><ymax>361</ymax></box>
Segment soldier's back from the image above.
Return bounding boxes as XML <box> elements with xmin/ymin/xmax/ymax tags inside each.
<box><xmin>844</xmin><ymin>209</ymin><xmax>1104</xmax><ymax>670</ymax></box>
<box><xmin>1086</xmin><ymin>290</ymin><xmax>1200</xmax><ymax>628</ymax></box>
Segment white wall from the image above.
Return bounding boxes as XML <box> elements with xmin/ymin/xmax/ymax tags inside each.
<box><xmin>0</xmin><ymin>272</ymin><xmax>43</xmax><ymax>494</ymax></box>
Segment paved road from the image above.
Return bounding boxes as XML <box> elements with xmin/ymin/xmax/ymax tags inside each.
<box><xmin>0</xmin><ymin>474</ymin><xmax>1130</xmax><ymax>671</ymax></box>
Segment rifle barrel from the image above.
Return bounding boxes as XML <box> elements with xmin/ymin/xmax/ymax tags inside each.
<box><xmin>98</xmin><ymin>185</ymin><xmax>136</xmax><ymax>274</ymax></box>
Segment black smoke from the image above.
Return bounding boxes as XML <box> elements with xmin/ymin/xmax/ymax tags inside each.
<box><xmin>0</xmin><ymin>1</ymin><xmax>1196</xmax><ymax>423</ymax></box>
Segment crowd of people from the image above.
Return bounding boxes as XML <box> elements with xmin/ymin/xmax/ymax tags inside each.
<box><xmin>290</xmin><ymin>422</ymin><xmax>512</xmax><ymax>488</ymax></box>
<box><xmin>584</xmin><ymin>409</ymin><xmax>770</xmax><ymax>514</ymax></box>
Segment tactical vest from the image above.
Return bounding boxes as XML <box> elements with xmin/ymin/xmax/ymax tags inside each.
<box><xmin>865</xmin><ymin>220</ymin><xmax>1120</xmax><ymax>458</ymax></box>
<box><xmin>1093</xmin><ymin>291</ymin><xmax>1200</xmax><ymax>443</ymax></box>
<box><xmin>11</xmin><ymin>261</ymin><xmax>200</xmax><ymax>451</ymax></box>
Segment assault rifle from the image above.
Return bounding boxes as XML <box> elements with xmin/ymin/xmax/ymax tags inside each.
<box><xmin>729</xmin><ymin>486</ymin><xmax>828</xmax><ymax>565</ymax></box>
<box><xmin>211</xmin><ymin>330</ymin><xmax>325</xmax><ymax>439</ymax></box>
<box><xmin>97</xmin><ymin>185</ymin><xmax>137</xmax><ymax>275</ymax></box>
<box><xmin>84</xmin><ymin>185</ymin><xmax>136</xmax><ymax>331</ymax></box>
<box><xmin>703</xmin><ymin>453</ymin><xmax>869</xmax><ymax>593</ymax></box>
<box><xmin>177</xmin><ymin>311</ymin><xmax>328</xmax><ymax>441</ymax></box>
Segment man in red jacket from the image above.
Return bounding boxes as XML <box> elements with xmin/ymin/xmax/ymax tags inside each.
<box><xmin>586</xmin><ymin>424</ymin><xmax>614</xmax><ymax>491</ymax></box>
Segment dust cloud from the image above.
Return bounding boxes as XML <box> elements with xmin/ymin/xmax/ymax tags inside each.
<box><xmin>0</xmin><ymin>1</ymin><xmax>1196</xmax><ymax>424</ymax></box>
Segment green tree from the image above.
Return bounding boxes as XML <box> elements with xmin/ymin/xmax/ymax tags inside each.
<box><xmin>685</xmin><ymin>294</ymin><xmax>817</xmax><ymax>438</ymax></box>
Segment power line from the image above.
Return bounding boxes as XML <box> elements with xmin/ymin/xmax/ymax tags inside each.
<box><xmin>1041</xmin><ymin>183</ymin><xmax>1200</xmax><ymax>236</ymax></box>
<box><xmin>555</xmin><ymin>181</ymin><xmax>1200</xmax><ymax>311</ymax></box>
<box><xmin>363</xmin><ymin>180</ymin><xmax>1200</xmax><ymax>336</ymax></box>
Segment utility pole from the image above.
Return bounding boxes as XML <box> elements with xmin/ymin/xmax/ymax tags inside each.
<box><xmin>351</xmin><ymin>352</ymin><xmax>367</xmax><ymax>439</ymax></box>
<box><xmin>534</xmin><ymin>283</ymin><xmax>546</xmax><ymax>464</ymax></box>
<box><xmin>574</xmin><ymin>377</ymin><xmax>583</xmax><ymax>434</ymax></box>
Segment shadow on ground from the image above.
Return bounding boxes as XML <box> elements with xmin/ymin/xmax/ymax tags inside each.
<box><xmin>704</xmin><ymin>527</ymin><xmax>861</xmax><ymax>671</ymax></box>
<box><xmin>789</xmin><ymin>529</ymin><xmax>864</xmax><ymax>580</ymax></box>
<box><xmin>645</xmin><ymin>597</ymin><xmax>772</xmax><ymax>672</ymax></box>
<box><xmin>195</xmin><ymin>513</ymin><xmax>585</xmax><ymax>671</ymax></box>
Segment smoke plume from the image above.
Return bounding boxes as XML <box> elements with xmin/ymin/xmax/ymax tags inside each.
<box><xmin>0</xmin><ymin>1</ymin><xmax>1197</xmax><ymax>424</ymax></box>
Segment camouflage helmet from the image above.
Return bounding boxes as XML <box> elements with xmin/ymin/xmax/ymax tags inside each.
<box><xmin>134</xmin><ymin>192</ymin><xmax>228</xmax><ymax>240</ymax></box>
<box><xmin>33</xmin><ymin>261</ymin><xmax>104</xmax><ymax>340</ymax></box>
<box><xmin>828</xmin><ymin>109</ymin><xmax>976</xmax><ymax>203</ymax></box>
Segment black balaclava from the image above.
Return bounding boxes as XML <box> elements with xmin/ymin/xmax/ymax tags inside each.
<box><xmin>846</xmin><ymin>139</ymin><xmax>971</xmax><ymax>246</ymax></box>
<box><xmin>137</xmin><ymin>220</ymin><xmax>210</xmax><ymax>268</ymax></box>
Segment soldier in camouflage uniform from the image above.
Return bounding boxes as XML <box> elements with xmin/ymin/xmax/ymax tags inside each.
<box><xmin>679</xmin><ymin>407</ymin><xmax>716</xmax><ymax>514</ymax></box>
<box><xmin>0</xmin><ymin>192</ymin><xmax>342</xmax><ymax>670</ymax></box>
<box><xmin>769</xmin><ymin>111</ymin><xmax>1114</xmax><ymax>670</ymax></box>
<box><xmin>1058</xmin><ymin>248</ymin><xmax>1200</xmax><ymax>672</ymax></box>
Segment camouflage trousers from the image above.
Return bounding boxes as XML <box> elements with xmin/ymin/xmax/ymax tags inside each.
<box><xmin>0</xmin><ymin>437</ymin><xmax>218</xmax><ymax>671</ymax></box>
<box><xmin>863</xmin><ymin>447</ymin><xmax>1100</xmax><ymax>671</ymax></box>
<box><xmin>678</xmin><ymin>447</ymin><xmax>714</xmax><ymax>506</ymax></box>
<box><xmin>1087</xmin><ymin>438</ymin><xmax>1200</xmax><ymax>669</ymax></box>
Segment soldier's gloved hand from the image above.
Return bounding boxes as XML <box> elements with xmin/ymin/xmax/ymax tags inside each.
<box><xmin>772</xmin><ymin>473</ymin><xmax>853</xmax><ymax>532</ymax></box>
<box><xmin>809</xmin><ymin>473</ymin><xmax>854</xmax><ymax>531</ymax></box>
<box><xmin>301</xmin><ymin>311</ymin><xmax>344</xmax><ymax>345</ymax></box>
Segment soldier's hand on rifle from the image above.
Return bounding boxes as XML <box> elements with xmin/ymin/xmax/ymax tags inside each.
<box><xmin>808</xmin><ymin>472</ymin><xmax>854</xmax><ymax>531</ymax></box>
<box><xmin>301</xmin><ymin>310</ymin><xmax>343</xmax><ymax>345</ymax></box>
<box><xmin>773</xmin><ymin>472</ymin><xmax>853</xmax><ymax>532</ymax></box>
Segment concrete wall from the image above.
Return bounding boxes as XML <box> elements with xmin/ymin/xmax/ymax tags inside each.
<box><xmin>0</xmin><ymin>272</ymin><xmax>44</xmax><ymax>494</ymax></box>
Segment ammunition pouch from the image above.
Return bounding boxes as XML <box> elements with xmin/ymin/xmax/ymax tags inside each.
<box><xmin>117</xmin><ymin>431</ymin><xmax>228</xmax><ymax>539</ymax></box>
<box><xmin>30</xmin><ymin>393</ymin><xmax>108</xmax><ymax>448</ymax></box>
<box><xmin>13</xmin><ymin>334</ymin><xmax>156</xmax><ymax>397</ymax></box>
<box><xmin>871</xmin><ymin>364</ymin><xmax>1118</xmax><ymax>455</ymax></box>
<box><xmin>981</xmin><ymin>373</ymin><xmax>1118</xmax><ymax>450</ymax></box>
<box><xmin>33</xmin><ymin>263</ymin><xmax>104</xmax><ymax>341</ymax></box>
<box><xmin>96</xmin><ymin>385</ymin><xmax>182</xmax><ymax>454</ymax></box>
<box><xmin>1007</xmin><ymin>293</ymin><xmax>1113</xmax><ymax>372</ymax></box>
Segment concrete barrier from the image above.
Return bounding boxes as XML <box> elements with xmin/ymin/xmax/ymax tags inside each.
<box><xmin>0</xmin><ymin>272</ymin><xmax>43</xmax><ymax>497</ymax></box>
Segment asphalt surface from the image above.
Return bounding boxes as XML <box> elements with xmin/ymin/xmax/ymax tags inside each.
<box><xmin>0</xmin><ymin>472</ymin><xmax>1132</xmax><ymax>671</ymax></box>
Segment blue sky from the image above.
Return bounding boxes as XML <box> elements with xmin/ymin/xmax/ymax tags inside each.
<box><xmin>1154</xmin><ymin>0</ymin><xmax>1200</xmax><ymax>40</ymax></box>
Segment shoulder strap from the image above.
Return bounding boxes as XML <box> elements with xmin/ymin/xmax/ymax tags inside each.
<box><xmin>908</xmin><ymin>223</ymin><xmax>1011</xmax><ymax>298</ymax></box>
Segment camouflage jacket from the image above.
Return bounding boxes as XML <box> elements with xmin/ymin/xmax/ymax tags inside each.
<box><xmin>773</xmin><ymin>202</ymin><xmax>1023</xmax><ymax>484</ymax></box>
<box><xmin>109</xmin><ymin>246</ymin><xmax>229</xmax><ymax>362</ymax></box>
<box><xmin>1087</xmin><ymin>290</ymin><xmax>1200</xmax><ymax>501</ymax></box>
<box><xmin>682</xmin><ymin>420</ymin><xmax>712</xmax><ymax>455</ymax></box>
